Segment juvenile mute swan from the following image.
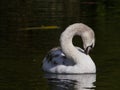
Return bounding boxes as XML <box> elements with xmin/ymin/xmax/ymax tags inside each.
<box><xmin>42</xmin><ymin>23</ymin><xmax>96</xmax><ymax>73</ymax></box>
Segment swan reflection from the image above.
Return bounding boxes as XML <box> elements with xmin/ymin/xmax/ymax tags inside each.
<box><xmin>45</xmin><ymin>74</ymin><xmax>96</xmax><ymax>90</ymax></box>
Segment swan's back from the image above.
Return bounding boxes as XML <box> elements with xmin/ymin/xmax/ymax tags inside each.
<box><xmin>42</xmin><ymin>47</ymin><xmax>75</xmax><ymax>69</ymax></box>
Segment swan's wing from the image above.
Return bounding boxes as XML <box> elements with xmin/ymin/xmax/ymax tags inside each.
<box><xmin>43</xmin><ymin>47</ymin><xmax>75</xmax><ymax>66</ymax></box>
<box><xmin>44</xmin><ymin>47</ymin><xmax>63</xmax><ymax>63</ymax></box>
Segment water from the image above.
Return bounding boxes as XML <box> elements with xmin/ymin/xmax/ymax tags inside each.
<box><xmin>0</xmin><ymin>0</ymin><xmax>120</xmax><ymax>90</ymax></box>
<box><xmin>45</xmin><ymin>74</ymin><xmax>96</xmax><ymax>90</ymax></box>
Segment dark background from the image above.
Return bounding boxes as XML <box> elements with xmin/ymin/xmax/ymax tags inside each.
<box><xmin>0</xmin><ymin>0</ymin><xmax>120</xmax><ymax>90</ymax></box>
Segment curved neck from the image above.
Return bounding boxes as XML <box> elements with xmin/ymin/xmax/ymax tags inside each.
<box><xmin>60</xmin><ymin>24</ymin><xmax>87</xmax><ymax>64</ymax></box>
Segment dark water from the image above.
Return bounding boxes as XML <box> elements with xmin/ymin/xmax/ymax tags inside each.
<box><xmin>0</xmin><ymin>0</ymin><xmax>120</xmax><ymax>90</ymax></box>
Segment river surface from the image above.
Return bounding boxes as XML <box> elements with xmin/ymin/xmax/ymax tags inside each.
<box><xmin>0</xmin><ymin>0</ymin><xmax>120</xmax><ymax>90</ymax></box>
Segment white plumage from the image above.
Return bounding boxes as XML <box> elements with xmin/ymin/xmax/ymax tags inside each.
<box><xmin>42</xmin><ymin>23</ymin><xmax>96</xmax><ymax>74</ymax></box>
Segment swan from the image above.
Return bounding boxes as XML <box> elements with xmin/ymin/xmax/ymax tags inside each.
<box><xmin>42</xmin><ymin>23</ymin><xmax>96</xmax><ymax>74</ymax></box>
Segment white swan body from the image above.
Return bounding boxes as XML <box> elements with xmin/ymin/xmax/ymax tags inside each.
<box><xmin>42</xmin><ymin>23</ymin><xmax>96</xmax><ymax>74</ymax></box>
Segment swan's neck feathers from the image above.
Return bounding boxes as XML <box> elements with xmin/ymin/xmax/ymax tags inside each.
<box><xmin>60</xmin><ymin>23</ymin><xmax>93</xmax><ymax>64</ymax></box>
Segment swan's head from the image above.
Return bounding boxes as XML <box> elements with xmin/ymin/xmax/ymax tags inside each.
<box><xmin>72</xmin><ymin>23</ymin><xmax>95</xmax><ymax>55</ymax></box>
<box><xmin>83</xmin><ymin>39</ymin><xmax>95</xmax><ymax>55</ymax></box>
<box><xmin>82</xmin><ymin>29</ymin><xmax>95</xmax><ymax>55</ymax></box>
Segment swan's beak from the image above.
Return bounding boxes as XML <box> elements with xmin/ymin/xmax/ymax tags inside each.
<box><xmin>85</xmin><ymin>46</ymin><xmax>91</xmax><ymax>55</ymax></box>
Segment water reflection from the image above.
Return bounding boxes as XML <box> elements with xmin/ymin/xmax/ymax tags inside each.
<box><xmin>44</xmin><ymin>74</ymin><xmax>96</xmax><ymax>90</ymax></box>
